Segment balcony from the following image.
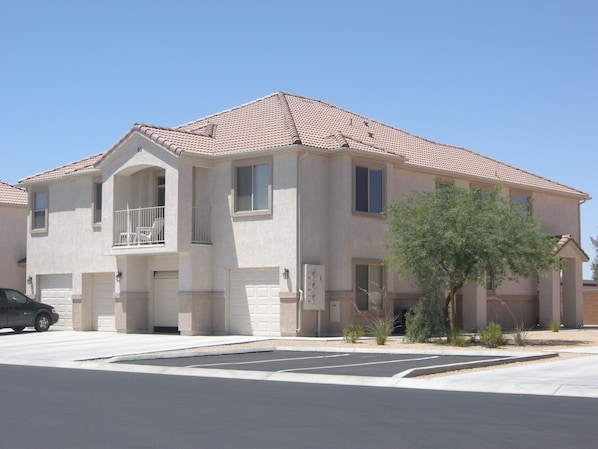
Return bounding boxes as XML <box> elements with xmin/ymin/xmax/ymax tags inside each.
<box><xmin>114</xmin><ymin>206</ymin><xmax>165</xmax><ymax>246</ymax></box>
<box><xmin>113</xmin><ymin>206</ymin><xmax>211</xmax><ymax>247</ymax></box>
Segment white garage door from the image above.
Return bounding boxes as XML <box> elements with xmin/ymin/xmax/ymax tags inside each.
<box><xmin>39</xmin><ymin>274</ymin><xmax>72</xmax><ymax>330</ymax></box>
<box><xmin>92</xmin><ymin>273</ymin><xmax>115</xmax><ymax>331</ymax></box>
<box><xmin>229</xmin><ymin>269</ymin><xmax>280</xmax><ymax>337</ymax></box>
<box><xmin>153</xmin><ymin>271</ymin><xmax>179</xmax><ymax>330</ymax></box>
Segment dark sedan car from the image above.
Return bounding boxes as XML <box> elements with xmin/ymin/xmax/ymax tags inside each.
<box><xmin>0</xmin><ymin>288</ymin><xmax>59</xmax><ymax>332</ymax></box>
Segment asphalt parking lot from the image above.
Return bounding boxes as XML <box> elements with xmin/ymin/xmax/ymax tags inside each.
<box><xmin>114</xmin><ymin>348</ymin><xmax>517</xmax><ymax>378</ymax></box>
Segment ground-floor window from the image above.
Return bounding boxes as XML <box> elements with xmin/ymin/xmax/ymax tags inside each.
<box><xmin>355</xmin><ymin>263</ymin><xmax>383</xmax><ymax>311</ymax></box>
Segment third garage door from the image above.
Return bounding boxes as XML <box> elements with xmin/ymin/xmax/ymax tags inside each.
<box><xmin>153</xmin><ymin>271</ymin><xmax>179</xmax><ymax>332</ymax></box>
<box><xmin>229</xmin><ymin>269</ymin><xmax>280</xmax><ymax>337</ymax></box>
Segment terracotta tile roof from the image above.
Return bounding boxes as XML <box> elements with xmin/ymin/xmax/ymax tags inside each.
<box><xmin>20</xmin><ymin>92</ymin><xmax>589</xmax><ymax>199</ymax></box>
<box><xmin>556</xmin><ymin>234</ymin><xmax>589</xmax><ymax>261</ymax></box>
<box><xmin>19</xmin><ymin>151</ymin><xmax>106</xmax><ymax>184</ymax></box>
<box><xmin>0</xmin><ymin>180</ymin><xmax>27</xmax><ymax>206</ymax></box>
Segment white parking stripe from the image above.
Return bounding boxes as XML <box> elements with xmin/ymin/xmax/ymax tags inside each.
<box><xmin>186</xmin><ymin>353</ymin><xmax>350</xmax><ymax>368</ymax></box>
<box><xmin>277</xmin><ymin>355</ymin><xmax>440</xmax><ymax>373</ymax></box>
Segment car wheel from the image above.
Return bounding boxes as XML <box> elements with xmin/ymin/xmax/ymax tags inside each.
<box><xmin>35</xmin><ymin>314</ymin><xmax>51</xmax><ymax>332</ymax></box>
<box><xmin>12</xmin><ymin>327</ymin><xmax>25</xmax><ymax>333</ymax></box>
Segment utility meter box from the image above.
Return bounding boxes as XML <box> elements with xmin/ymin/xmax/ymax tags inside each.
<box><xmin>303</xmin><ymin>264</ymin><xmax>325</xmax><ymax>310</ymax></box>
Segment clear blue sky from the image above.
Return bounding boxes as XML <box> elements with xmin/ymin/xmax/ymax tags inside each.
<box><xmin>1</xmin><ymin>0</ymin><xmax>596</xmax><ymax>277</ymax></box>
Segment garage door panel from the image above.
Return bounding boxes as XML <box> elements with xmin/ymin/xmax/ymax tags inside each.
<box><xmin>153</xmin><ymin>272</ymin><xmax>179</xmax><ymax>329</ymax></box>
<box><xmin>40</xmin><ymin>275</ymin><xmax>72</xmax><ymax>330</ymax></box>
<box><xmin>230</xmin><ymin>269</ymin><xmax>280</xmax><ymax>337</ymax></box>
<box><xmin>92</xmin><ymin>274</ymin><xmax>115</xmax><ymax>331</ymax></box>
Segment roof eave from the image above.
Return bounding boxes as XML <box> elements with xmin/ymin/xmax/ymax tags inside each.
<box><xmin>399</xmin><ymin>164</ymin><xmax>589</xmax><ymax>201</ymax></box>
<box><xmin>18</xmin><ymin>168</ymin><xmax>103</xmax><ymax>187</ymax></box>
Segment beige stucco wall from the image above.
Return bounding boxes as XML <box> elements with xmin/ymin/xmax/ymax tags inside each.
<box><xmin>26</xmin><ymin>176</ymin><xmax>115</xmax><ymax>297</ymax></box>
<box><xmin>532</xmin><ymin>192</ymin><xmax>581</xmax><ymax>240</ymax></box>
<box><xmin>0</xmin><ymin>204</ymin><xmax>27</xmax><ymax>292</ymax></box>
<box><xmin>23</xmin><ymin>136</ymin><xmax>587</xmax><ymax>335</ymax></box>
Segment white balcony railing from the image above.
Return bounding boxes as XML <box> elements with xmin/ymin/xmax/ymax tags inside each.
<box><xmin>114</xmin><ymin>206</ymin><xmax>165</xmax><ymax>246</ymax></box>
<box><xmin>192</xmin><ymin>206</ymin><xmax>211</xmax><ymax>244</ymax></box>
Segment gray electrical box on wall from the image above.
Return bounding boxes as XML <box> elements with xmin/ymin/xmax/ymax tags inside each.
<box><xmin>303</xmin><ymin>264</ymin><xmax>325</xmax><ymax>310</ymax></box>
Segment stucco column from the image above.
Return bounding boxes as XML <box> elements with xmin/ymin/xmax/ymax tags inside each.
<box><xmin>538</xmin><ymin>269</ymin><xmax>560</xmax><ymax>327</ymax></box>
<box><xmin>280</xmin><ymin>292</ymin><xmax>300</xmax><ymax>337</ymax></box>
<box><xmin>114</xmin><ymin>291</ymin><xmax>149</xmax><ymax>333</ymax></box>
<box><xmin>562</xmin><ymin>258</ymin><xmax>583</xmax><ymax>327</ymax></box>
<box><xmin>461</xmin><ymin>283</ymin><xmax>487</xmax><ymax>330</ymax></box>
<box><xmin>178</xmin><ymin>291</ymin><xmax>215</xmax><ymax>336</ymax></box>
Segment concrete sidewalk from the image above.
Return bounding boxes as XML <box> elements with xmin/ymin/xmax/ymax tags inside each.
<box><xmin>0</xmin><ymin>329</ymin><xmax>266</xmax><ymax>361</ymax></box>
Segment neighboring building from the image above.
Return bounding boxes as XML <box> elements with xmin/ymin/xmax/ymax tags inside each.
<box><xmin>0</xmin><ymin>180</ymin><xmax>27</xmax><ymax>292</ymax></box>
<box><xmin>18</xmin><ymin>92</ymin><xmax>590</xmax><ymax>335</ymax></box>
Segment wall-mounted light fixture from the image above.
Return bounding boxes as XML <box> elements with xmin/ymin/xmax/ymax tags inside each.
<box><xmin>116</xmin><ymin>271</ymin><xmax>122</xmax><ymax>282</ymax></box>
<box><xmin>27</xmin><ymin>275</ymin><xmax>33</xmax><ymax>285</ymax></box>
<box><xmin>282</xmin><ymin>268</ymin><xmax>289</xmax><ymax>280</ymax></box>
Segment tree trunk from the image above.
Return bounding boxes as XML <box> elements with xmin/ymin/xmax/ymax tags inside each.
<box><xmin>443</xmin><ymin>285</ymin><xmax>460</xmax><ymax>334</ymax></box>
<box><xmin>443</xmin><ymin>292</ymin><xmax>451</xmax><ymax>335</ymax></box>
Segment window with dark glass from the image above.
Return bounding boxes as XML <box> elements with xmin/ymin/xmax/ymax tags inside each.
<box><xmin>355</xmin><ymin>263</ymin><xmax>383</xmax><ymax>311</ymax></box>
<box><xmin>157</xmin><ymin>175</ymin><xmax>166</xmax><ymax>207</ymax></box>
<box><xmin>235</xmin><ymin>163</ymin><xmax>269</xmax><ymax>212</ymax></box>
<box><xmin>93</xmin><ymin>182</ymin><xmax>102</xmax><ymax>223</ymax></box>
<box><xmin>355</xmin><ymin>166</ymin><xmax>383</xmax><ymax>214</ymax></box>
<box><xmin>511</xmin><ymin>194</ymin><xmax>530</xmax><ymax>214</ymax></box>
<box><xmin>32</xmin><ymin>190</ymin><xmax>47</xmax><ymax>230</ymax></box>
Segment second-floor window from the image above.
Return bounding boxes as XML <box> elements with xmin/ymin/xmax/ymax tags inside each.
<box><xmin>93</xmin><ymin>182</ymin><xmax>102</xmax><ymax>224</ymax></box>
<box><xmin>31</xmin><ymin>190</ymin><xmax>48</xmax><ymax>231</ymax></box>
<box><xmin>355</xmin><ymin>165</ymin><xmax>383</xmax><ymax>214</ymax></box>
<box><xmin>511</xmin><ymin>193</ymin><xmax>531</xmax><ymax>214</ymax></box>
<box><xmin>156</xmin><ymin>175</ymin><xmax>166</xmax><ymax>207</ymax></box>
<box><xmin>235</xmin><ymin>162</ymin><xmax>270</xmax><ymax>213</ymax></box>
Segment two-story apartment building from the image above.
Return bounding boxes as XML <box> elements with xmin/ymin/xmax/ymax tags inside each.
<box><xmin>19</xmin><ymin>92</ymin><xmax>589</xmax><ymax>336</ymax></box>
<box><xmin>0</xmin><ymin>180</ymin><xmax>27</xmax><ymax>292</ymax></box>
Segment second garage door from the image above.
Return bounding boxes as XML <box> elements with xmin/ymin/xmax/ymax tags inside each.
<box><xmin>229</xmin><ymin>269</ymin><xmax>280</xmax><ymax>337</ymax></box>
<box><xmin>92</xmin><ymin>273</ymin><xmax>115</xmax><ymax>331</ymax></box>
<box><xmin>39</xmin><ymin>274</ymin><xmax>72</xmax><ymax>330</ymax></box>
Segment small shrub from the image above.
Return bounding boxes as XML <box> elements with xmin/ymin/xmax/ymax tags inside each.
<box><xmin>368</xmin><ymin>314</ymin><xmax>396</xmax><ymax>345</ymax></box>
<box><xmin>343</xmin><ymin>323</ymin><xmax>364</xmax><ymax>343</ymax></box>
<box><xmin>513</xmin><ymin>324</ymin><xmax>529</xmax><ymax>347</ymax></box>
<box><xmin>479</xmin><ymin>322</ymin><xmax>506</xmax><ymax>348</ymax></box>
<box><xmin>405</xmin><ymin>291</ymin><xmax>445</xmax><ymax>343</ymax></box>
<box><xmin>549</xmin><ymin>321</ymin><xmax>560</xmax><ymax>332</ymax></box>
<box><xmin>448</xmin><ymin>329</ymin><xmax>467</xmax><ymax>347</ymax></box>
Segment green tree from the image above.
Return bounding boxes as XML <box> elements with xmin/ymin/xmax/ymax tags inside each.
<box><xmin>384</xmin><ymin>185</ymin><xmax>561</xmax><ymax>332</ymax></box>
<box><xmin>591</xmin><ymin>230</ymin><xmax>598</xmax><ymax>281</ymax></box>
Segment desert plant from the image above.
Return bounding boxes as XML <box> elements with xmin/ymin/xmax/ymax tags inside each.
<box><xmin>343</xmin><ymin>323</ymin><xmax>364</xmax><ymax>343</ymax></box>
<box><xmin>350</xmin><ymin>284</ymin><xmax>398</xmax><ymax>345</ymax></box>
<box><xmin>448</xmin><ymin>328</ymin><xmax>467</xmax><ymax>347</ymax></box>
<box><xmin>368</xmin><ymin>314</ymin><xmax>396</xmax><ymax>345</ymax></box>
<box><xmin>513</xmin><ymin>323</ymin><xmax>529</xmax><ymax>346</ymax></box>
<box><xmin>549</xmin><ymin>321</ymin><xmax>560</xmax><ymax>332</ymax></box>
<box><xmin>405</xmin><ymin>291</ymin><xmax>445</xmax><ymax>343</ymax></box>
<box><xmin>479</xmin><ymin>322</ymin><xmax>506</xmax><ymax>348</ymax></box>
